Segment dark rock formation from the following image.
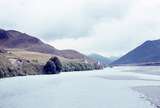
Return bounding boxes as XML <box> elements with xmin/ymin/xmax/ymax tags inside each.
<box><xmin>44</xmin><ymin>60</ymin><xmax>57</xmax><ymax>74</ymax></box>
<box><xmin>51</xmin><ymin>57</ymin><xmax>62</xmax><ymax>72</ymax></box>
<box><xmin>43</xmin><ymin>57</ymin><xmax>62</xmax><ymax>74</ymax></box>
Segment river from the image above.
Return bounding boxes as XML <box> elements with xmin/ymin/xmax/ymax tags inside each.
<box><xmin>0</xmin><ymin>66</ymin><xmax>160</xmax><ymax>108</ymax></box>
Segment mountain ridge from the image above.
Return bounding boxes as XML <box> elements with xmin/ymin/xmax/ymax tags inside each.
<box><xmin>0</xmin><ymin>29</ymin><xmax>93</xmax><ymax>62</ymax></box>
<box><xmin>88</xmin><ymin>53</ymin><xmax>115</xmax><ymax>66</ymax></box>
<box><xmin>111</xmin><ymin>39</ymin><xmax>160</xmax><ymax>66</ymax></box>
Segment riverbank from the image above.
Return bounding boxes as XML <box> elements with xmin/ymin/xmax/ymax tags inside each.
<box><xmin>0</xmin><ymin>49</ymin><xmax>102</xmax><ymax>78</ymax></box>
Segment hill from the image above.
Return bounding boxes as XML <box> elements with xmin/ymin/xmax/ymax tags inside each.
<box><xmin>88</xmin><ymin>54</ymin><xmax>113</xmax><ymax>66</ymax></box>
<box><xmin>111</xmin><ymin>39</ymin><xmax>160</xmax><ymax>66</ymax></box>
<box><xmin>0</xmin><ymin>29</ymin><xmax>103</xmax><ymax>78</ymax></box>
<box><xmin>0</xmin><ymin>29</ymin><xmax>93</xmax><ymax>62</ymax></box>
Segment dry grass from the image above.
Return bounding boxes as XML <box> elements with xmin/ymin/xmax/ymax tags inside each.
<box><xmin>5</xmin><ymin>49</ymin><xmax>83</xmax><ymax>64</ymax></box>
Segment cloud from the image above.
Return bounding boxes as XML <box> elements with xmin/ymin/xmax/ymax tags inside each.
<box><xmin>0</xmin><ymin>0</ymin><xmax>132</xmax><ymax>39</ymax></box>
<box><xmin>50</xmin><ymin>0</ymin><xmax>160</xmax><ymax>56</ymax></box>
<box><xmin>0</xmin><ymin>0</ymin><xmax>160</xmax><ymax>56</ymax></box>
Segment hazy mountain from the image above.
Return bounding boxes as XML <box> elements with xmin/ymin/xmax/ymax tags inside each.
<box><xmin>88</xmin><ymin>54</ymin><xmax>116</xmax><ymax>66</ymax></box>
<box><xmin>109</xmin><ymin>56</ymin><xmax>119</xmax><ymax>62</ymax></box>
<box><xmin>0</xmin><ymin>29</ymin><xmax>93</xmax><ymax>62</ymax></box>
<box><xmin>111</xmin><ymin>39</ymin><xmax>160</xmax><ymax>66</ymax></box>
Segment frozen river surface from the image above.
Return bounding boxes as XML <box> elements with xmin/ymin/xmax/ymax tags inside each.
<box><xmin>1</xmin><ymin>66</ymin><xmax>160</xmax><ymax>108</ymax></box>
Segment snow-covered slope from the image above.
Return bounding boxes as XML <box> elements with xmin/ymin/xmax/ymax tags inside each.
<box><xmin>0</xmin><ymin>67</ymin><xmax>160</xmax><ymax>108</ymax></box>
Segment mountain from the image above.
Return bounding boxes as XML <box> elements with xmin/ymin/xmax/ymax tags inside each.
<box><xmin>88</xmin><ymin>54</ymin><xmax>114</xmax><ymax>66</ymax></box>
<box><xmin>111</xmin><ymin>39</ymin><xmax>160</xmax><ymax>66</ymax></box>
<box><xmin>0</xmin><ymin>29</ymin><xmax>93</xmax><ymax>62</ymax></box>
<box><xmin>109</xmin><ymin>56</ymin><xmax>119</xmax><ymax>62</ymax></box>
<box><xmin>0</xmin><ymin>29</ymin><xmax>103</xmax><ymax>78</ymax></box>
<box><xmin>0</xmin><ymin>29</ymin><xmax>57</xmax><ymax>53</ymax></box>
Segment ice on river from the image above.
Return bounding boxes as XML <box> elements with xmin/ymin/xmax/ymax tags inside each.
<box><xmin>1</xmin><ymin>66</ymin><xmax>160</xmax><ymax>108</ymax></box>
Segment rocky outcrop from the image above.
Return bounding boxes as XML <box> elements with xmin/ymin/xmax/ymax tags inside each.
<box><xmin>52</xmin><ymin>57</ymin><xmax>62</xmax><ymax>72</ymax></box>
<box><xmin>43</xmin><ymin>60</ymin><xmax>57</xmax><ymax>74</ymax></box>
<box><xmin>43</xmin><ymin>57</ymin><xmax>62</xmax><ymax>74</ymax></box>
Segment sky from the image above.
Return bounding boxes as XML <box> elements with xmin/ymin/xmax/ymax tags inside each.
<box><xmin>0</xmin><ymin>0</ymin><xmax>160</xmax><ymax>57</ymax></box>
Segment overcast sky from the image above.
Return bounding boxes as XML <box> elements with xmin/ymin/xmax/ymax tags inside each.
<box><xmin>0</xmin><ymin>0</ymin><xmax>160</xmax><ymax>57</ymax></box>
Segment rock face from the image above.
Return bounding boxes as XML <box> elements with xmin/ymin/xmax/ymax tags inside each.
<box><xmin>51</xmin><ymin>57</ymin><xmax>62</xmax><ymax>72</ymax></box>
<box><xmin>44</xmin><ymin>60</ymin><xmax>57</xmax><ymax>74</ymax></box>
<box><xmin>111</xmin><ymin>39</ymin><xmax>160</xmax><ymax>66</ymax></box>
<box><xmin>44</xmin><ymin>57</ymin><xmax>62</xmax><ymax>74</ymax></box>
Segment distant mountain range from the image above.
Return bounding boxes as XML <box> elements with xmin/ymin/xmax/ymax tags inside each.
<box><xmin>0</xmin><ymin>29</ymin><xmax>93</xmax><ymax>62</ymax></box>
<box><xmin>88</xmin><ymin>54</ymin><xmax>118</xmax><ymax>66</ymax></box>
<box><xmin>111</xmin><ymin>39</ymin><xmax>160</xmax><ymax>66</ymax></box>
